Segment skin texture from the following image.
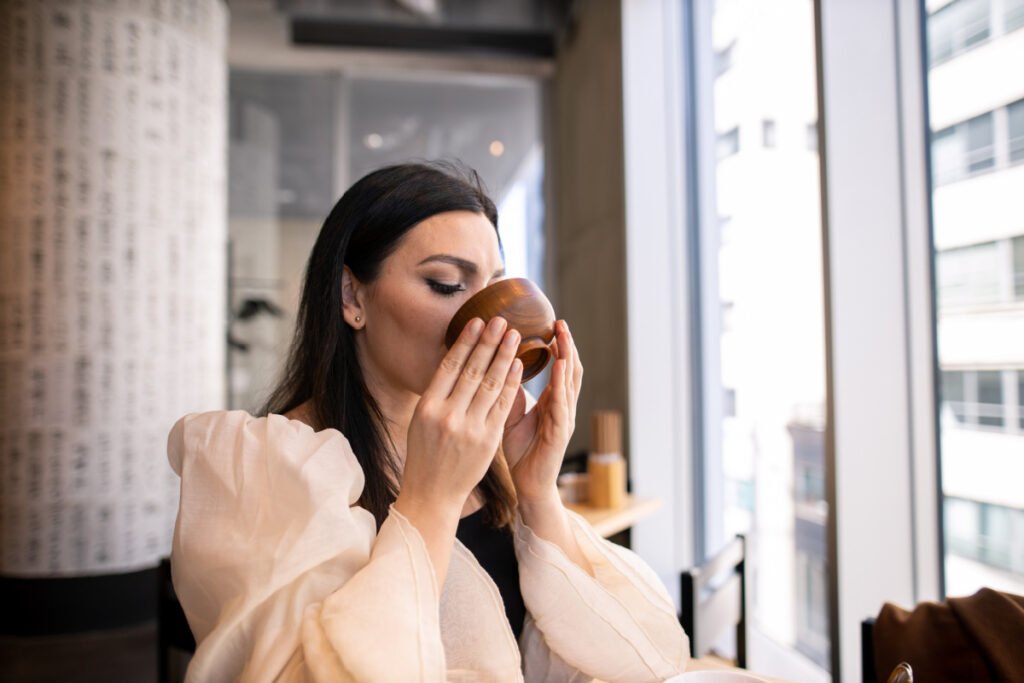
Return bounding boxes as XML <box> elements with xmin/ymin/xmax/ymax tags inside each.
<box><xmin>328</xmin><ymin>210</ymin><xmax>593</xmax><ymax>588</ymax></box>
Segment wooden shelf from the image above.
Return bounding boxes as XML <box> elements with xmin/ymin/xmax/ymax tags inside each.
<box><xmin>564</xmin><ymin>495</ymin><xmax>663</xmax><ymax>538</ymax></box>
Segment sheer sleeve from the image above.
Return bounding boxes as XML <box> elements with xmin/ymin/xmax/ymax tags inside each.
<box><xmin>168</xmin><ymin>411</ymin><xmax>446</xmax><ymax>683</ymax></box>
<box><xmin>514</xmin><ymin>508</ymin><xmax>690</xmax><ymax>682</ymax></box>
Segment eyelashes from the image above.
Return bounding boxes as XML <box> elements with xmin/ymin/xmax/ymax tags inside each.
<box><xmin>426</xmin><ymin>279</ymin><xmax>465</xmax><ymax>297</ymax></box>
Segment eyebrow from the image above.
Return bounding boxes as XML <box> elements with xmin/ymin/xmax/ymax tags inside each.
<box><xmin>417</xmin><ymin>254</ymin><xmax>505</xmax><ymax>279</ymax></box>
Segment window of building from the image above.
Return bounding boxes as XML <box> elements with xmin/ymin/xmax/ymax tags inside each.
<box><xmin>715</xmin><ymin>41</ymin><xmax>736</xmax><ymax>78</ymax></box>
<box><xmin>941</xmin><ymin>369</ymin><xmax>1019</xmax><ymax>431</ymax></box>
<box><xmin>966</xmin><ymin>112</ymin><xmax>995</xmax><ymax>174</ymax></box>
<box><xmin>717</xmin><ymin>126</ymin><xmax>740</xmax><ymax>160</ymax></box>
<box><xmin>931</xmin><ymin>125</ymin><xmax>963</xmax><ymax>184</ymax></box>
<box><xmin>1019</xmin><ymin>370</ymin><xmax>1024</xmax><ymax>430</ymax></box>
<box><xmin>1014</xmin><ymin>236</ymin><xmax>1024</xmax><ymax>299</ymax></box>
<box><xmin>762</xmin><ymin>119</ymin><xmax>776</xmax><ymax>148</ymax></box>
<box><xmin>936</xmin><ymin>241</ymin><xmax>1002</xmax><ymax>306</ymax></box>
<box><xmin>1006</xmin><ymin>0</ymin><xmax>1024</xmax><ymax>33</ymax></box>
<box><xmin>942</xmin><ymin>371</ymin><xmax>967</xmax><ymax>424</ymax></box>
<box><xmin>806</xmin><ymin>121</ymin><xmax>818</xmax><ymax>152</ymax></box>
<box><xmin>1009</xmin><ymin>99</ymin><xmax>1024</xmax><ymax>164</ymax></box>
<box><xmin>976</xmin><ymin>370</ymin><xmax>1005</xmax><ymax>427</ymax></box>
<box><xmin>723</xmin><ymin>387</ymin><xmax>737</xmax><ymax>417</ymax></box>
<box><xmin>945</xmin><ymin>497</ymin><xmax>1024</xmax><ymax>575</ymax></box>
<box><xmin>928</xmin><ymin>0</ymin><xmax>992</xmax><ymax>66</ymax></box>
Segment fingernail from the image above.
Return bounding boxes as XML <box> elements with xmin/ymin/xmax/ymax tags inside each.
<box><xmin>468</xmin><ymin>318</ymin><xmax>484</xmax><ymax>335</ymax></box>
<box><xmin>504</xmin><ymin>330</ymin><xmax>520</xmax><ymax>347</ymax></box>
<box><xmin>488</xmin><ymin>316</ymin><xmax>507</xmax><ymax>333</ymax></box>
<box><xmin>511</xmin><ymin>358</ymin><xmax>523</xmax><ymax>373</ymax></box>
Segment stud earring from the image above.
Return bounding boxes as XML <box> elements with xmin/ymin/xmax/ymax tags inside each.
<box><xmin>354</xmin><ymin>315</ymin><xmax>361</xmax><ymax>324</ymax></box>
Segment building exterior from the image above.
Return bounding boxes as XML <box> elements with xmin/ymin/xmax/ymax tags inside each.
<box><xmin>927</xmin><ymin>0</ymin><xmax>1024</xmax><ymax>597</ymax></box>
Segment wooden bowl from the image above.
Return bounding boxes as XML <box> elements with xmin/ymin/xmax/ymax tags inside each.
<box><xmin>444</xmin><ymin>278</ymin><xmax>556</xmax><ymax>381</ymax></box>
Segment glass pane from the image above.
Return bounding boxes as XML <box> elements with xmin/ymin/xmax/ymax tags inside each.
<box><xmin>928</xmin><ymin>2</ymin><xmax>956</xmax><ymax>64</ymax></box>
<box><xmin>927</xmin><ymin>0</ymin><xmax>1024</xmax><ymax>597</ymax></box>
<box><xmin>1019</xmin><ymin>370</ymin><xmax>1024</xmax><ymax>430</ymax></box>
<box><xmin>1015</xmin><ymin>236</ymin><xmax>1024</xmax><ymax>299</ymax></box>
<box><xmin>931</xmin><ymin>126</ymin><xmax>963</xmax><ymax>185</ymax></box>
<box><xmin>976</xmin><ymin>370</ymin><xmax>1004</xmax><ymax>427</ymax></box>
<box><xmin>1009</xmin><ymin>99</ymin><xmax>1024</xmax><ymax>163</ymax></box>
<box><xmin>936</xmin><ymin>241</ymin><xmax>1001</xmax><ymax>306</ymax></box>
<box><xmin>717</xmin><ymin>127</ymin><xmax>740</xmax><ymax>160</ymax></box>
<box><xmin>710</xmin><ymin>0</ymin><xmax>829</xmax><ymax>676</ymax></box>
<box><xmin>965</xmin><ymin>113</ymin><xmax>995</xmax><ymax>174</ymax></box>
<box><xmin>941</xmin><ymin>371</ymin><xmax>968</xmax><ymax>425</ymax></box>
<box><xmin>1008</xmin><ymin>0</ymin><xmax>1024</xmax><ymax>33</ymax></box>
<box><xmin>960</xmin><ymin>0</ymin><xmax>991</xmax><ymax>48</ymax></box>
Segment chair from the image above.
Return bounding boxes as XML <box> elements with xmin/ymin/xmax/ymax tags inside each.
<box><xmin>157</xmin><ymin>557</ymin><xmax>196</xmax><ymax>683</ymax></box>
<box><xmin>679</xmin><ymin>535</ymin><xmax>746</xmax><ymax>667</ymax></box>
<box><xmin>862</xmin><ymin>617</ymin><xmax>877</xmax><ymax>683</ymax></box>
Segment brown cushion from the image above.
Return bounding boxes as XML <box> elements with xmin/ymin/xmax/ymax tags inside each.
<box><xmin>874</xmin><ymin>588</ymin><xmax>1024</xmax><ymax>683</ymax></box>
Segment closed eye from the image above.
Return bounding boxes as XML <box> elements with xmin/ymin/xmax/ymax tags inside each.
<box><xmin>426</xmin><ymin>279</ymin><xmax>465</xmax><ymax>297</ymax></box>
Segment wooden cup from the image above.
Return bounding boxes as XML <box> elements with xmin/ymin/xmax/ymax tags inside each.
<box><xmin>444</xmin><ymin>278</ymin><xmax>557</xmax><ymax>382</ymax></box>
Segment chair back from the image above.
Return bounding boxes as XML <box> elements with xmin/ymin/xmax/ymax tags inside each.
<box><xmin>862</xmin><ymin>617</ymin><xmax>878</xmax><ymax>683</ymax></box>
<box><xmin>157</xmin><ymin>557</ymin><xmax>196</xmax><ymax>683</ymax></box>
<box><xmin>679</xmin><ymin>535</ymin><xmax>746</xmax><ymax>667</ymax></box>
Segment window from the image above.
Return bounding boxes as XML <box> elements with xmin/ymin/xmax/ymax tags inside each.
<box><xmin>941</xmin><ymin>370</ymin><xmax>1016</xmax><ymax>431</ymax></box>
<box><xmin>1009</xmin><ymin>99</ymin><xmax>1024</xmax><ymax>164</ymax></box>
<box><xmin>931</xmin><ymin>125</ymin><xmax>962</xmax><ymax>184</ymax></box>
<box><xmin>928</xmin><ymin>0</ymin><xmax>992</xmax><ymax>66</ymax></box>
<box><xmin>1015</xmin><ymin>236</ymin><xmax>1024</xmax><ymax>299</ymax></box>
<box><xmin>976</xmin><ymin>370</ymin><xmax>1004</xmax><ymax>427</ymax></box>
<box><xmin>965</xmin><ymin>112</ymin><xmax>995</xmax><ymax>173</ymax></box>
<box><xmin>931</xmin><ymin>112</ymin><xmax>997</xmax><ymax>184</ymax></box>
<box><xmin>936</xmin><ymin>241</ymin><xmax>1002</xmax><ymax>307</ymax></box>
<box><xmin>715</xmin><ymin>41</ymin><xmax>736</xmax><ymax>78</ymax></box>
<box><xmin>945</xmin><ymin>498</ymin><xmax>1024</xmax><ymax>574</ymax></box>
<box><xmin>1019</xmin><ymin>370</ymin><xmax>1024</xmax><ymax>430</ymax></box>
<box><xmin>707</xmin><ymin>0</ymin><xmax>829</xmax><ymax>675</ymax></box>
<box><xmin>717</xmin><ymin>126</ymin><xmax>740</xmax><ymax>160</ymax></box>
<box><xmin>1007</xmin><ymin>0</ymin><xmax>1024</xmax><ymax>33</ymax></box>
<box><xmin>942</xmin><ymin>371</ymin><xmax>967</xmax><ymax>424</ymax></box>
<box><xmin>806</xmin><ymin>121</ymin><xmax>818</xmax><ymax>152</ymax></box>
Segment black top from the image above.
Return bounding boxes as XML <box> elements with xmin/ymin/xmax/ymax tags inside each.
<box><xmin>456</xmin><ymin>507</ymin><xmax>526</xmax><ymax>639</ymax></box>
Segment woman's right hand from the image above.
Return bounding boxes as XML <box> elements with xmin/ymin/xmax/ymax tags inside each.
<box><xmin>399</xmin><ymin>315</ymin><xmax>524</xmax><ymax>511</ymax></box>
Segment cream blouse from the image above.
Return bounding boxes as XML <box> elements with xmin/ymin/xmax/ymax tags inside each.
<box><xmin>167</xmin><ymin>410</ymin><xmax>689</xmax><ymax>682</ymax></box>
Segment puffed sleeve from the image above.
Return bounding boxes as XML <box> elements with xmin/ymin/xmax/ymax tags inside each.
<box><xmin>514</xmin><ymin>508</ymin><xmax>690</xmax><ymax>682</ymax></box>
<box><xmin>167</xmin><ymin>411</ymin><xmax>446</xmax><ymax>683</ymax></box>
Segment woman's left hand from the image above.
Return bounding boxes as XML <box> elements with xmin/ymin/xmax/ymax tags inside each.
<box><xmin>502</xmin><ymin>320</ymin><xmax>583</xmax><ymax>505</ymax></box>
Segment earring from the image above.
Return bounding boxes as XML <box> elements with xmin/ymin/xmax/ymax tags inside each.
<box><xmin>354</xmin><ymin>315</ymin><xmax>361</xmax><ymax>324</ymax></box>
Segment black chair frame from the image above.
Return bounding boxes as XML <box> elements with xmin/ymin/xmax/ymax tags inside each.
<box><xmin>157</xmin><ymin>557</ymin><xmax>196</xmax><ymax>683</ymax></box>
<box><xmin>679</xmin><ymin>534</ymin><xmax>747</xmax><ymax>668</ymax></box>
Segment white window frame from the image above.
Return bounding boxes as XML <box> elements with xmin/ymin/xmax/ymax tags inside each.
<box><xmin>816</xmin><ymin>1</ymin><xmax>942</xmax><ymax>681</ymax></box>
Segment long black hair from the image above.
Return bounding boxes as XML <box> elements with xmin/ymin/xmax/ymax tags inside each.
<box><xmin>262</xmin><ymin>161</ymin><xmax>518</xmax><ymax>530</ymax></box>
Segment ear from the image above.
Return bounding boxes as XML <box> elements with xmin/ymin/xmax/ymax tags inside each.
<box><xmin>341</xmin><ymin>266</ymin><xmax>366</xmax><ymax>329</ymax></box>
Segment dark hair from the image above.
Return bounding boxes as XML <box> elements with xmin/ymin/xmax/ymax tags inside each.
<box><xmin>262</xmin><ymin>161</ymin><xmax>518</xmax><ymax>530</ymax></box>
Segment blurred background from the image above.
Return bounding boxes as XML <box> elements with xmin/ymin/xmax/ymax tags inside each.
<box><xmin>0</xmin><ymin>0</ymin><xmax>1021</xmax><ymax>681</ymax></box>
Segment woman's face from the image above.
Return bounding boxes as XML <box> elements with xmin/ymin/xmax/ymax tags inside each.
<box><xmin>348</xmin><ymin>210</ymin><xmax>505</xmax><ymax>397</ymax></box>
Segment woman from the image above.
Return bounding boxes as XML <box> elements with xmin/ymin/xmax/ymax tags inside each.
<box><xmin>168</xmin><ymin>162</ymin><xmax>689</xmax><ymax>682</ymax></box>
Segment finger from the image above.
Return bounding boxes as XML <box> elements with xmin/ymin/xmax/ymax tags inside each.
<box><xmin>424</xmin><ymin>317</ymin><xmax>485</xmax><ymax>399</ymax></box>
<box><xmin>448</xmin><ymin>316</ymin><xmax>508</xmax><ymax>409</ymax></box>
<box><xmin>546</xmin><ymin>358</ymin><xmax>569</xmax><ymax>431</ymax></box>
<box><xmin>468</xmin><ymin>327</ymin><xmax>520</xmax><ymax>420</ymax></box>
<box><xmin>488</xmin><ymin>358</ymin><xmax>524</xmax><ymax>427</ymax></box>
<box><xmin>557</xmin><ymin>323</ymin><xmax>574</xmax><ymax>412</ymax></box>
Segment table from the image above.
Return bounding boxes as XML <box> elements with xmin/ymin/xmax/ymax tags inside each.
<box><xmin>564</xmin><ymin>495</ymin><xmax>663</xmax><ymax>537</ymax></box>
